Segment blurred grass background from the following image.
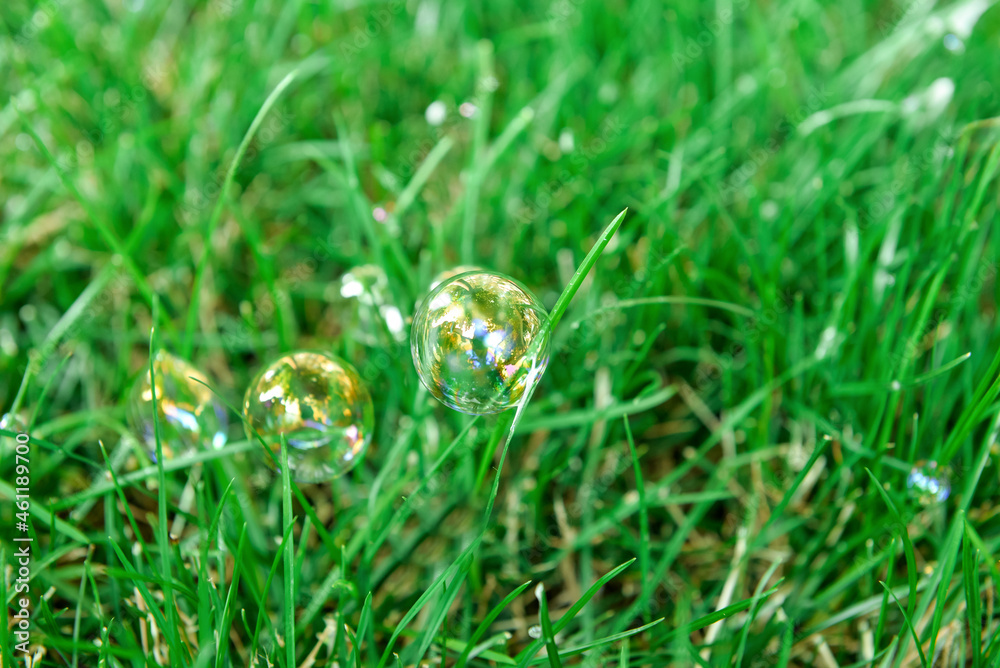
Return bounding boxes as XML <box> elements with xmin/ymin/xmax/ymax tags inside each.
<box><xmin>2</xmin><ymin>0</ymin><xmax>1000</xmax><ymax>665</ymax></box>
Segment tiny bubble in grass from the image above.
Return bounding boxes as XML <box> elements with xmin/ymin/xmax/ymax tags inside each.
<box><xmin>411</xmin><ymin>269</ymin><xmax>550</xmax><ymax>415</ymax></box>
<box><xmin>331</xmin><ymin>264</ymin><xmax>405</xmax><ymax>345</ymax></box>
<box><xmin>126</xmin><ymin>351</ymin><xmax>228</xmax><ymax>461</ymax></box>
<box><xmin>1</xmin><ymin>412</ymin><xmax>26</xmax><ymax>432</ymax></box>
<box><xmin>243</xmin><ymin>350</ymin><xmax>373</xmax><ymax>483</ymax></box>
<box><xmin>906</xmin><ymin>460</ymin><xmax>951</xmax><ymax>506</ymax></box>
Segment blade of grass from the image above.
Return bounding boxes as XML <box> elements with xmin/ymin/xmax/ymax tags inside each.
<box><xmin>623</xmin><ymin>416</ymin><xmax>650</xmax><ymax>622</ymax></box>
<box><xmin>249</xmin><ymin>519</ymin><xmax>296</xmax><ymax>662</ymax></box>
<box><xmin>547</xmin><ymin>208</ymin><xmax>628</xmax><ymax>332</ymax></box>
<box><xmin>926</xmin><ymin>510</ymin><xmax>964</xmax><ymax>660</ymax></box>
<box><xmin>866</xmin><ymin>468</ymin><xmax>918</xmax><ymax>621</ymax></box>
<box><xmin>354</xmin><ymin>592</ymin><xmax>373</xmax><ymax>668</ymax></box>
<box><xmin>965</xmin><ymin>522</ymin><xmax>983</xmax><ymax>668</ymax></box>
<box><xmin>732</xmin><ymin>559</ymin><xmax>784</xmax><ymax>665</ymax></box>
<box><xmin>525</xmin><ymin>619</ymin><xmax>664</xmax><ymax>666</ymax></box>
<box><xmin>183</xmin><ymin>67</ymin><xmax>301</xmax><ymax>358</ymax></box>
<box><xmin>882</xmin><ymin>581</ymin><xmax>929</xmax><ymax>668</ymax></box>
<box><xmin>515</xmin><ymin>559</ymin><xmax>636</xmax><ymax>665</ymax></box>
<box><xmin>215</xmin><ymin>523</ymin><xmax>249</xmax><ymax>668</ymax></box>
<box><xmin>455</xmin><ymin>580</ymin><xmax>534</xmax><ymax>668</ymax></box>
<box><xmin>281</xmin><ymin>433</ymin><xmax>296</xmax><ymax>668</ymax></box>
<box><xmin>536</xmin><ymin>583</ymin><xmax>564</xmax><ymax>668</ymax></box>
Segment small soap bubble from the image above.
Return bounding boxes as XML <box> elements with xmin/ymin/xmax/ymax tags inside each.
<box><xmin>528</xmin><ymin>625</ymin><xmax>542</xmax><ymax>639</ymax></box>
<box><xmin>425</xmin><ymin>100</ymin><xmax>447</xmax><ymax>126</ymax></box>
<box><xmin>127</xmin><ymin>351</ymin><xmax>229</xmax><ymax>461</ymax></box>
<box><xmin>410</xmin><ymin>270</ymin><xmax>550</xmax><ymax>414</ymax></box>
<box><xmin>334</xmin><ymin>265</ymin><xmax>406</xmax><ymax>344</ymax></box>
<box><xmin>243</xmin><ymin>351</ymin><xmax>374</xmax><ymax>483</ymax></box>
<box><xmin>906</xmin><ymin>460</ymin><xmax>951</xmax><ymax>505</ymax></box>
<box><xmin>1</xmin><ymin>412</ymin><xmax>26</xmax><ymax>433</ymax></box>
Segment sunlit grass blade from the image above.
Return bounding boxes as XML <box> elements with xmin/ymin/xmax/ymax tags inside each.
<box><xmin>624</xmin><ymin>416</ymin><xmax>650</xmax><ymax>622</ymax></box>
<box><xmin>524</xmin><ymin>619</ymin><xmax>664</xmax><ymax>666</ymax></box>
<box><xmin>965</xmin><ymin>521</ymin><xmax>984</xmax><ymax>668</ymax></box>
<box><xmin>249</xmin><ymin>519</ymin><xmax>296</xmax><ymax>662</ymax></box>
<box><xmin>281</xmin><ymin>433</ymin><xmax>296</xmax><ymax>668</ymax></box>
<box><xmin>547</xmin><ymin>208</ymin><xmax>627</xmax><ymax>332</ymax></box>
<box><xmin>866</xmin><ymin>468</ymin><xmax>918</xmax><ymax>621</ymax></box>
<box><xmin>183</xmin><ymin>67</ymin><xmax>302</xmax><ymax>358</ymax></box>
<box><xmin>215</xmin><ymin>523</ymin><xmax>248</xmax><ymax>668</ymax></box>
<box><xmin>354</xmin><ymin>592</ymin><xmax>373</xmax><ymax>668</ymax></box>
<box><xmin>516</xmin><ymin>558</ymin><xmax>636</xmax><ymax>665</ymax></box>
<box><xmin>147</xmin><ymin>317</ymin><xmax>185</xmax><ymax>663</ymax></box>
<box><xmin>536</xmin><ymin>583</ymin><xmax>564</xmax><ymax>668</ymax></box>
<box><xmin>881</xmin><ymin>581</ymin><xmax>929</xmax><ymax>668</ymax></box>
<box><xmin>456</xmin><ymin>580</ymin><xmax>533</xmax><ymax>668</ymax></box>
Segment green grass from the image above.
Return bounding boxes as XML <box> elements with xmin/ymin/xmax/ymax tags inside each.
<box><xmin>2</xmin><ymin>0</ymin><xmax>1000</xmax><ymax>665</ymax></box>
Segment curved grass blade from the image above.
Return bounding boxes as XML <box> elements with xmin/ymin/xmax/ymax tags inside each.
<box><xmin>536</xmin><ymin>584</ymin><xmax>564</xmax><ymax>668</ymax></box>
<box><xmin>183</xmin><ymin>68</ymin><xmax>301</xmax><ymax>358</ymax></box>
<box><xmin>525</xmin><ymin>619</ymin><xmax>663</xmax><ymax>666</ymax></box>
<box><xmin>547</xmin><ymin>208</ymin><xmax>627</xmax><ymax>332</ymax></box>
<box><xmin>732</xmin><ymin>559</ymin><xmax>783</xmax><ymax>665</ymax></box>
<box><xmin>881</xmin><ymin>581</ymin><xmax>929</xmax><ymax>668</ymax></box>
<box><xmin>624</xmin><ymin>417</ymin><xmax>650</xmax><ymax>622</ymax></box>
<box><xmin>354</xmin><ymin>592</ymin><xmax>373</xmax><ymax>668</ymax></box>
<box><xmin>866</xmin><ymin>468</ymin><xmax>917</xmax><ymax>621</ymax></box>
<box><xmin>188</xmin><ymin>377</ymin><xmax>340</xmax><ymax>559</ymax></box>
<box><xmin>515</xmin><ymin>559</ymin><xmax>636</xmax><ymax>666</ymax></box>
<box><xmin>281</xmin><ymin>434</ymin><xmax>296</xmax><ymax>668</ymax></box>
<box><xmin>215</xmin><ymin>523</ymin><xmax>248</xmax><ymax>668</ymax></box>
<box><xmin>409</xmin><ymin>564</ymin><xmax>470</xmax><ymax>666</ymax></box>
<box><xmin>965</xmin><ymin>523</ymin><xmax>983</xmax><ymax>668</ymax></box>
<box><xmin>455</xmin><ymin>580</ymin><xmax>534</xmax><ymax>668</ymax></box>
<box><xmin>249</xmin><ymin>519</ymin><xmax>296</xmax><ymax>661</ymax></box>
<box><xmin>147</xmin><ymin>319</ymin><xmax>184</xmax><ymax>662</ymax></box>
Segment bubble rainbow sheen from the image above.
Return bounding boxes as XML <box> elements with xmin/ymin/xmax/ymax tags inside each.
<box><xmin>906</xmin><ymin>460</ymin><xmax>951</xmax><ymax>506</ymax></box>
<box><xmin>127</xmin><ymin>351</ymin><xmax>229</xmax><ymax>461</ymax></box>
<box><xmin>411</xmin><ymin>270</ymin><xmax>550</xmax><ymax>415</ymax></box>
<box><xmin>243</xmin><ymin>350</ymin><xmax>373</xmax><ymax>483</ymax></box>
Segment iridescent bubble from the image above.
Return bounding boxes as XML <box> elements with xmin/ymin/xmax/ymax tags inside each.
<box><xmin>906</xmin><ymin>460</ymin><xmax>951</xmax><ymax>506</ymax></box>
<box><xmin>331</xmin><ymin>265</ymin><xmax>405</xmax><ymax>344</ymax></box>
<box><xmin>410</xmin><ymin>270</ymin><xmax>550</xmax><ymax>415</ymax></box>
<box><xmin>429</xmin><ymin>265</ymin><xmax>482</xmax><ymax>291</ymax></box>
<box><xmin>127</xmin><ymin>351</ymin><xmax>229</xmax><ymax>461</ymax></box>
<box><xmin>0</xmin><ymin>412</ymin><xmax>25</xmax><ymax>433</ymax></box>
<box><xmin>243</xmin><ymin>350</ymin><xmax>373</xmax><ymax>483</ymax></box>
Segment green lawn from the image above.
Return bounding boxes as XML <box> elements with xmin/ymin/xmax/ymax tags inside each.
<box><xmin>2</xmin><ymin>0</ymin><xmax>1000</xmax><ymax>665</ymax></box>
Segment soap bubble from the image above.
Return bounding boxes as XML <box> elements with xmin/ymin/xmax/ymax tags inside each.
<box><xmin>331</xmin><ymin>264</ymin><xmax>405</xmax><ymax>345</ymax></box>
<box><xmin>0</xmin><ymin>412</ymin><xmax>25</xmax><ymax>433</ymax></box>
<box><xmin>906</xmin><ymin>460</ymin><xmax>951</xmax><ymax>505</ymax></box>
<box><xmin>410</xmin><ymin>270</ymin><xmax>550</xmax><ymax>414</ymax></box>
<box><xmin>127</xmin><ymin>351</ymin><xmax>229</xmax><ymax>461</ymax></box>
<box><xmin>429</xmin><ymin>265</ymin><xmax>482</xmax><ymax>291</ymax></box>
<box><xmin>243</xmin><ymin>350</ymin><xmax>373</xmax><ymax>483</ymax></box>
